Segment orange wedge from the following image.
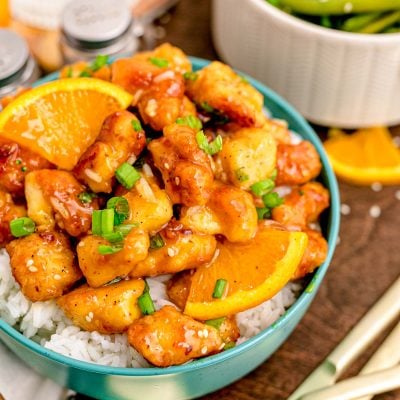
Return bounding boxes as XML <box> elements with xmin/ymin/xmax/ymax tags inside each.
<box><xmin>184</xmin><ymin>227</ymin><xmax>308</xmax><ymax>320</ymax></box>
<box><xmin>0</xmin><ymin>78</ymin><xmax>133</xmax><ymax>170</ymax></box>
<box><xmin>324</xmin><ymin>127</ymin><xmax>400</xmax><ymax>185</ymax></box>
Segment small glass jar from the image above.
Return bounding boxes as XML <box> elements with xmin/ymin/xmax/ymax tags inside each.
<box><xmin>0</xmin><ymin>29</ymin><xmax>40</xmax><ymax>100</ymax></box>
<box><xmin>60</xmin><ymin>0</ymin><xmax>139</xmax><ymax>63</ymax></box>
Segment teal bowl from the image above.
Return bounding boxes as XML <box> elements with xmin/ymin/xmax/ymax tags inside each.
<box><xmin>0</xmin><ymin>57</ymin><xmax>340</xmax><ymax>400</ymax></box>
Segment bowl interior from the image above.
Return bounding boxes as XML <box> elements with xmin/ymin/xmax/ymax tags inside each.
<box><xmin>0</xmin><ymin>57</ymin><xmax>340</xmax><ymax>377</ymax></box>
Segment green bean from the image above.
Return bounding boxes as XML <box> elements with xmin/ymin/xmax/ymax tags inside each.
<box><xmin>278</xmin><ymin>0</ymin><xmax>400</xmax><ymax>16</ymax></box>
<box><xmin>358</xmin><ymin>10</ymin><xmax>400</xmax><ymax>33</ymax></box>
<box><xmin>341</xmin><ymin>12</ymin><xmax>382</xmax><ymax>31</ymax></box>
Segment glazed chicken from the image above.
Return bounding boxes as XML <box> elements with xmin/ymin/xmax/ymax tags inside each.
<box><xmin>74</xmin><ymin>110</ymin><xmax>146</xmax><ymax>193</ymax></box>
<box><xmin>128</xmin><ymin>305</ymin><xmax>223</xmax><ymax>367</ymax></box>
<box><xmin>6</xmin><ymin>231</ymin><xmax>82</xmax><ymax>302</ymax></box>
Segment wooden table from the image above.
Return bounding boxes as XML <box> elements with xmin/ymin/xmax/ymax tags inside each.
<box><xmin>158</xmin><ymin>1</ymin><xmax>400</xmax><ymax>399</ymax></box>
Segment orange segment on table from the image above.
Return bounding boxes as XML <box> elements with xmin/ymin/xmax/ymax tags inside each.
<box><xmin>0</xmin><ymin>78</ymin><xmax>133</xmax><ymax>170</ymax></box>
<box><xmin>184</xmin><ymin>227</ymin><xmax>308</xmax><ymax>320</ymax></box>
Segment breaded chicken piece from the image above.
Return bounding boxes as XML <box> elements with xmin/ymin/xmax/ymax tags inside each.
<box><xmin>148</xmin><ymin>124</ymin><xmax>214</xmax><ymax>206</ymax></box>
<box><xmin>275</xmin><ymin>141</ymin><xmax>322</xmax><ymax>186</ymax></box>
<box><xmin>216</xmin><ymin>317</ymin><xmax>240</xmax><ymax>346</ymax></box>
<box><xmin>77</xmin><ymin>229</ymin><xmax>149</xmax><ymax>288</ymax></box>
<box><xmin>293</xmin><ymin>229</ymin><xmax>328</xmax><ymax>280</ymax></box>
<box><xmin>186</xmin><ymin>61</ymin><xmax>266</xmax><ymax>127</ymax></box>
<box><xmin>272</xmin><ymin>182</ymin><xmax>330</xmax><ymax>229</ymax></box>
<box><xmin>25</xmin><ymin>170</ymin><xmax>99</xmax><ymax>237</ymax></box>
<box><xmin>0</xmin><ymin>138</ymin><xmax>54</xmax><ymax>198</ymax></box>
<box><xmin>6</xmin><ymin>231</ymin><xmax>82</xmax><ymax>302</ymax></box>
<box><xmin>127</xmin><ymin>306</ymin><xmax>223</xmax><ymax>367</ymax></box>
<box><xmin>262</xmin><ymin>119</ymin><xmax>292</xmax><ymax>145</ymax></box>
<box><xmin>57</xmin><ymin>279</ymin><xmax>145</xmax><ymax>333</ymax></box>
<box><xmin>180</xmin><ymin>182</ymin><xmax>258</xmax><ymax>242</ymax></box>
<box><xmin>122</xmin><ymin>175</ymin><xmax>173</xmax><ymax>234</ymax></box>
<box><xmin>215</xmin><ymin>127</ymin><xmax>277</xmax><ymax>189</ymax></box>
<box><xmin>0</xmin><ymin>190</ymin><xmax>26</xmax><ymax>247</ymax></box>
<box><xmin>74</xmin><ymin>111</ymin><xmax>146</xmax><ymax>193</ymax></box>
<box><xmin>130</xmin><ymin>221</ymin><xmax>217</xmax><ymax>278</ymax></box>
<box><xmin>166</xmin><ymin>270</ymin><xmax>193</xmax><ymax>310</ymax></box>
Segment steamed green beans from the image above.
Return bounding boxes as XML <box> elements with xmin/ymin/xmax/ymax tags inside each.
<box><xmin>267</xmin><ymin>0</ymin><xmax>400</xmax><ymax>33</ymax></box>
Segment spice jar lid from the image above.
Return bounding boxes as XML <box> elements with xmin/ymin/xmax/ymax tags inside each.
<box><xmin>62</xmin><ymin>0</ymin><xmax>132</xmax><ymax>47</ymax></box>
<box><xmin>0</xmin><ymin>30</ymin><xmax>30</xmax><ymax>82</ymax></box>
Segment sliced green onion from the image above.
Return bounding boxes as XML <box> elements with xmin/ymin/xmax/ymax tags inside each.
<box><xmin>183</xmin><ymin>71</ymin><xmax>198</xmax><ymax>81</ymax></box>
<box><xmin>250</xmin><ymin>179</ymin><xmax>275</xmax><ymax>197</ymax></box>
<box><xmin>21</xmin><ymin>166</ymin><xmax>27</xmax><ymax>172</ymax></box>
<box><xmin>150</xmin><ymin>233</ymin><xmax>165</xmax><ymax>249</ymax></box>
<box><xmin>131</xmin><ymin>119</ymin><xmax>142</xmax><ymax>132</ymax></box>
<box><xmin>102</xmin><ymin>231</ymin><xmax>124</xmax><ymax>243</ymax></box>
<box><xmin>270</xmin><ymin>168</ymin><xmax>278</xmax><ymax>181</ymax></box>
<box><xmin>235</xmin><ymin>168</ymin><xmax>249</xmax><ymax>182</ymax></box>
<box><xmin>92</xmin><ymin>209</ymin><xmax>114</xmax><ymax>236</ymax></box>
<box><xmin>149</xmin><ymin>57</ymin><xmax>169</xmax><ymax>68</ymax></box>
<box><xmin>205</xmin><ymin>317</ymin><xmax>226</xmax><ymax>330</ymax></box>
<box><xmin>223</xmin><ymin>342</ymin><xmax>236</xmax><ymax>350</ymax></box>
<box><xmin>212</xmin><ymin>279</ymin><xmax>227</xmax><ymax>299</ymax></box>
<box><xmin>262</xmin><ymin>192</ymin><xmax>284</xmax><ymax>208</ymax></box>
<box><xmin>176</xmin><ymin>115</ymin><xmax>202</xmax><ymax>131</ymax></box>
<box><xmin>200</xmin><ymin>102</ymin><xmax>214</xmax><ymax>113</ymax></box>
<box><xmin>115</xmin><ymin>163</ymin><xmax>141</xmax><ymax>189</ymax></box>
<box><xmin>79</xmin><ymin>70</ymin><xmax>91</xmax><ymax>77</ymax></box>
<box><xmin>66</xmin><ymin>67</ymin><xmax>73</xmax><ymax>78</ymax></box>
<box><xmin>196</xmin><ymin>131</ymin><xmax>223</xmax><ymax>155</ymax></box>
<box><xmin>240</xmin><ymin>75</ymin><xmax>249</xmax><ymax>84</ymax></box>
<box><xmin>15</xmin><ymin>159</ymin><xmax>22</xmax><ymax>165</ymax></box>
<box><xmin>104</xmin><ymin>276</ymin><xmax>123</xmax><ymax>286</ymax></box>
<box><xmin>106</xmin><ymin>197</ymin><xmax>130</xmax><ymax>225</ymax></box>
<box><xmin>320</xmin><ymin>15</ymin><xmax>332</xmax><ymax>28</ymax></box>
<box><xmin>78</xmin><ymin>192</ymin><xmax>96</xmax><ymax>204</ymax></box>
<box><xmin>9</xmin><ymin>217</ymin><xmax>36</xmax><ymax>238</ymax></box>
<box><xmin>114</xmin><ymin>223</ymin><xmax>138</xmax><ymax>236</ymax></box>
<box><xmin>98</xmin><ymin>242</ymin><xmax>124</xmax><ymax>255</ymax></box>
<box><xmin>256</xmin><ymin>207</ymin><xmax>271</xmax><ymax>220</ymax></box>
<box><xmin>138</xmin><ymin>291</ymin><xmax>156</xmax><ymax>315</ymax></box>
<box><xmin>89</xmin><ymin>54</ymin><xmax>109</xmax><ymax>72</ymax></box>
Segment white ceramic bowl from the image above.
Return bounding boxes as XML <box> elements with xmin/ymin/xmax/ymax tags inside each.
<box><xmin>212</xmin><ymin>0</ymin><xmax>400</xmax><ymax>128</ymax></box>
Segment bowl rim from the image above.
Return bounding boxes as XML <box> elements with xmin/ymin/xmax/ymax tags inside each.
<box><xmin>250</xmin><ymin>0</ymin><xmax>400</xmax><ymax>42</ymax></box>
<box><xmin>0</xmin><ymin>56</ymin><xmax>340</xmax><ymax>376</ymax></box>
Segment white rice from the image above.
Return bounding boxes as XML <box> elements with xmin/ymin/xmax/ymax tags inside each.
<box><xmin>0</xmin><ymin>249</ymin><xmax>300</xmax><ymax>367</ymax></box>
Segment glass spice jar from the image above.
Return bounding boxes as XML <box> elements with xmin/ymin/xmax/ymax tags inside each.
<box><xmin>0</xmin><ymin>29</ymin><xmax>39</xmax><ymax>100</ymax></box>
<box><xmin>60</xmin><ymin>0</ymin><xmax>139</xmax><ymax>63</ymax></box>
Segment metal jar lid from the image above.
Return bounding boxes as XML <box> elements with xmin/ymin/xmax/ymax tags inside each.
<box><xmin>61</xmin><ymin>0</ymin><xmax>133</xmax><ymax>49</ymax></box>
<box><xmin>0</xmin><ymin>29</ymin><xmax>30</xmax><ymax>84</ymax></box>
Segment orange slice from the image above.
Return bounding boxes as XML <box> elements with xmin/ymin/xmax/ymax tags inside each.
<box><xmin>0</xmin><ymin>78</ymin><xmax>133</xmax><ymax>170</ymax></box>
<box><xmin>324</xmin><ymin>127</ymin><xmax>400</xmax><ymax>185</ymax></box>
<box><xmin>184</xmin><ymin>227</ymin><xmax>308</xmax><ymax>320</ymax></box>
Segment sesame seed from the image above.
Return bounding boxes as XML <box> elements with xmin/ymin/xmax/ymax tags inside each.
<box><xmin>88</xmin><ymin>312</ymin><xmax>94</xmax><ymax>319</ymax></box>
<box><xmin>175</xmin><ymin>176</ymin><xmax>180</xmax><ymax>185</ymax></box>
<box><xmin>164</xmin><ymin>162</ymin><xmax>170</xmax><ymax>169</ymax></box>
<box><xmin>201</xmin><ymin>346</ymin><xmax>208</xmax><ymax>355</ymax></box>
<box><xmin>145</xmin><ymin>99</ymin><xmax>158</xmax><ymax>117</ymax></box>
<box><xmin>167</xmin><ymin>247</ymin><xmax>175</xmax><ymax>257</ymax></box>
<box><xmin>54</xmin><ymin>274</ymin><xmax>61</xmax><ymax>280</ymax></box>
<box><xmin>369</xmin><ymin>205</ymin><xmax>381</xmax><ymax>218</ymax></box>
<box><xmin>219</xmin><ymin>343</ymin><xmax>225</xmax><ymax>350</ymax></box>
<box><xmin>371</xmin><ymin>182</ymin><xmax>382</xmax><ymax>192</ymax></box>
<box><xmin>78</xmin><ymin>241</ymin><xmax>85</xmax><ymax>247</ymax></box>
<box><xmin>26</xmin><ymin>259</ymin><xmax>34</xmax><ymax>267</ymax></box>
<box><xmin>197</xmin><ymin>330</ymin><xmax>204</xmax><ymax>338</ymax></box>
<box><xmin>203</xmin><ymin>329</ymin><xmax>209</xmax><ymax>338</ymax></box>
<box><xmin>28</xmin><ymin>266</ymin><xmax>38</xmax><ymax>272</ymax></box>
<box><xmin>340</xmin><ymin>204</ymin><xmax>351</xmax><ymax>216</ymax></box>
<box><xmin>395</xmin><ymin>190</ymin><xmax>400</xmax><ymax>200</ymax></box>
<box><xmin>344</xmin><ymin>2</ymin><xmax>353</xmax><ymax>13</ymax></box>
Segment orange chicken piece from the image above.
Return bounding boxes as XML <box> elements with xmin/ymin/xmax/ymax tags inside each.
<box><xmin>25</xmin><ymin>170</ymin><xmax>99</xmax><ymax>237</ymax></box>
<box><xmin>275</xmin><ymin>141</ymin><xmax>322</xmax><ymax>186</ymax></box>
<box><xmin>6</xmin><ymin>231</ymin><xmax>82</xmax><ymax>302</ymax></box>
<box><xmin>74</xmin><ymin>111</ymin><xmax>146</xmax><ymax>193</ymax></box>
<box><xmin>127</xmin><ymin>306</ymin><xmax>223</xmax><ymax>367</ymax></box>
<box><xmin>148</xmin><ymin>124</ymin><xmax>214</xmax><ymax>206</ymax></box>
<box><xmin>77</xmin><ymin>229</ymin><xmax>149</xmax><ymax>288</ymax></box>
<box><xmin>57</xmin><ymin>279</ymin><xmax>145</xmax><ymax>334</ymax></box>
<box><xmin>166</xmin><ymin>270</ymin><xmax>193</xmax><ymax>310</ymax></box>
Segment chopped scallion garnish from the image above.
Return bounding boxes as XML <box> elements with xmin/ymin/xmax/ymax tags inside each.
<box><xmin>138</xmin><ymin>291</ymin><xmax>155</xmax><ymax>315</ymax></box>
<box><xmin>21</xmin><ymin>166</ymin><xmax>27</xmax><ymax>172</ymax></box>
<box><xmin>176</xmin><ymin>115</ymin><xmax>202</xmax><ymax>131</ymax></box>
<box><xmin>78</xmin><ymin>192</ymin><xmax>96</xmax><ymax>204</ymax></box>
<box><xmin>250</xmin><ymin>179</ymin><xmax>275</xmax><ymax>197</ymax></box>
<box><xmin>205</xmin><ymin>317</ymin><xmax>226</xmax><ymax>330</ymax></box>
<box><xmin>223</xmin><ymin>342</ymin><xmax>236</xmax><ymax>350</ymax></box>
<box><xmin>262</xmin><ymin>192</ymin><xmax>284</xmax><ymax>208</ymax></box>
<box><xmin>256</xmin><ymin>207</ymin><xmax>271</xmax><ymax>220</ymax></box>
<box><xmin>89</xmin><ymin>54</ymin><xmax>109</xmax><ymax>72</ymax></box>
<box><xmin>212</xmin><ymin>279</ymin><xmax>227</xmax><ymax>299</ymax></box>
<box><xmin>79</xmin><ymin>70</ymin><xmax>91</xmax><ymax>77</ymax></box>
<box><xmin>183</xmin><ymin>71</ymin><xmax>198</xmax><ymax>81</ymax></box>
<box><xmin>150</xmin><ymin>233</ymin><xmax>165</xmax><ymax>249</ymax></box>
<box><xmin>66</xmin><ymin>67</ymin><xmax>73</xmax><ymax>78</ymax></box>
<box><xmin>15</xmin><ymin>159</ymin><xmax>22</xmax><ymax>165</ymax></box>
<box><xmin>102</xmin><ymin>231</ymin><xmax>124</xmax><ymax>243</ymax></box>
<box><xmin>131</xmin><ymin>119</ymin><xmax>142</xmax><ymax>132</ymax></box>
<box><xmin>196</xmin><ymin>131</ymin><xmax>223</xmax><ymax>155</ymax></box>
<box><xmin>115</xmin><ymin>223</ymin><xmax>138</xmax><ymax>236</ymax></box>
<box><xmin>9</xmin><ymin>217</ymin><xmax>36</xmax><ymax>238</ymax></box>
<box><xmin>200</xmin><ymin>102</ymin><xmax>214</xmax><ymax>113</ymax></box>
<box><xmin>92</xmin><ymin>209</ymin><xmax>115</xmax><ymax>236</ymax></box>
<box><xmin>149</xmin><ymin>57</ymin><xmax>169</xmax><ymax>68</ymax></box>
<box><xmin>106</xmin><ymin>197</ymin><xmax>130</xmax><ymax>225</ymax></box>
<box><xmin>98</xmin><ymin>242</ymin><xmax>124</xmax><ymax>255</ymax></box>
<box><xmin>115</xmin><ymin>163</ymin><xmax>141</xmax><ymax>189</ymax></box>
<box><xmin>270</xmin><ymin>168</ymin><xmax>278</xmax><ymax>181</ymax></box>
